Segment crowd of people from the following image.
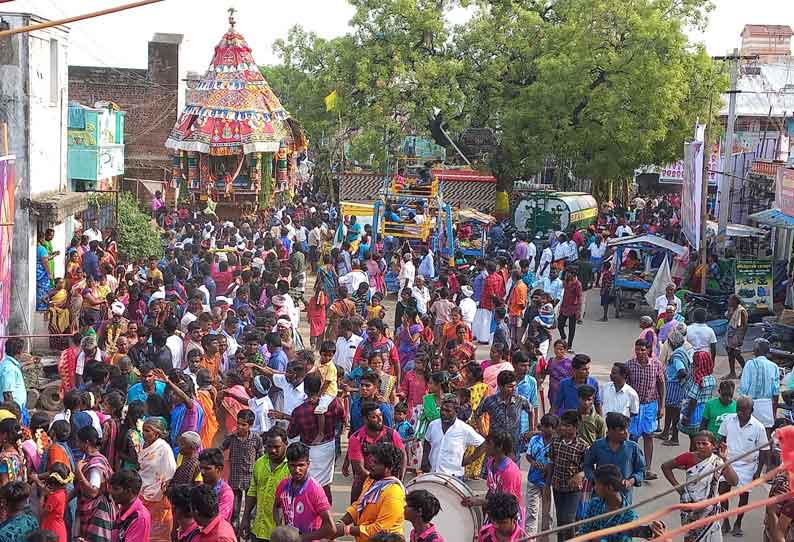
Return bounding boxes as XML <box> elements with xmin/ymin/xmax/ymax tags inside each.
<box><xmin>0</xmin><ymin>185</ymin><xmax>784</xmax><ymax>542</ymax></box>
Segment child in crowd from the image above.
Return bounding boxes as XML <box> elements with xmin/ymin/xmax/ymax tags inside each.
<box><xmin>314</xmin><ymin>341</ymin><xmax>340</xmax><ymax>445</ymax></box>
<box><xmin>368</xmin><ymin>292</ymin><xmax>386</xmax><ymax>321</ymax></box>
<box><xmin>405</xmin><ymin>489</ymin><xmax>444</xmax><ymax>542</ymax></box>
<box><xmin>599</xmin><ymin>261</ymin><xmax>614</xmax><ymax>322</ymax></box>
<box><xmin>478</xmin><ymin>493</ymin><xmax>521</xmax><ymax>542</ymax></box>
<box><xmin>222</xmin><ymin>409</ymin><xmax>263</xmax><ymax>531</ymax></box>
<box><xmin>525</xmin><ymin>414</ymin><xmax>558</xmax><ymax>536</ymax></box>
<box><xmin>577</xmin><ymin>385</ymin><xmax>606</xmax><ymax>446</ymax></box>
<box><xmin>394</xmin><ymin>402</ymin><xmax>414</xmax><ymax>443</ymax></box>
<box><xmin>548</xmin><ymin>410</ymin><xmax>588</xmax><ymax>541</ymax></box>
<box><xmin>447</xmin><ymin>358</ymin><xmax>464</xmax><ymax>390</ymax></box>
<box><xmin>40</xmin><ymin>463</ymin><xmax>70</xmax><ymax>541</ymax></box>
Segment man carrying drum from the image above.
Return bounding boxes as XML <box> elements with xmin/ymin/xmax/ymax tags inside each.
<box><xmin>421</xmin><ymin>395</ymin><xmax>486</xmax><ymax>478</ymax></box>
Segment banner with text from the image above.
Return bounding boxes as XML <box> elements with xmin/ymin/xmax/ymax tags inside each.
<box><xmin>735</xmin><ymin>259</ymin><xmax>773</xmax><ymax>313</ymax></box>
<box><xmin>681</xmin><ymin>129</ymin><xmax>704</xmax><ymax>248</ymax></box>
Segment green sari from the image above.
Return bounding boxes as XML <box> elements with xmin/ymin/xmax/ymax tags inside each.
<box><xmin>415</xmin><ymin>393</ymin><xmax>441</xmax><ymax>440</ymax></box>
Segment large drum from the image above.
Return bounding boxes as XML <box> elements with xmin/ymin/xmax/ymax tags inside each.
<box><xmin>404</xmin><ymin>473</ymin><xmax>483</xmax><ymax>542</ymax></box>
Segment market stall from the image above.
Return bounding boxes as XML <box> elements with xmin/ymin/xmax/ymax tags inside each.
<box><xmin>607</xmin><ymin>234</ymin><xmax>685</xmax><ymax>318</ymax></box>
<box><xmin>455</xmin><ymin>208</ymin><xmax>495</xmax><ymax>258</ymax></box>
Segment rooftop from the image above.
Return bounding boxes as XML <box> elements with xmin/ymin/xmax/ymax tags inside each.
<box><xmin>720</xmin><ymin>62</ymin><xmax>794</xmax><ymax>117</ymax></box>
<box><xmin>742</xmin><ymin>24</ymin><xmax>794</xmax><ymax>37</ymax></box>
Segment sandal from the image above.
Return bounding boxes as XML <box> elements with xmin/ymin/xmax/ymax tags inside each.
<box><xmin>644</xmin><ymin>471</ymin><xmax>658</xmax><ymax>480</ymax></box>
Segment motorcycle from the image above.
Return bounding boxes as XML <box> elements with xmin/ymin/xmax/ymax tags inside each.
<box><xmin>753</xmin><ymin>321</ymin><xmax>794</xmax><ymax>369</ymax></box>
<box><xmin>678</xmin><ymin>289</ymin><xmax>729</xmax><ymax>322</ymax></box>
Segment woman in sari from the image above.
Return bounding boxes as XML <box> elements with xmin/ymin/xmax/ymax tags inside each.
<box><xmin>138</xmin><ymin>418</ymin><xmax>176</xmax><ymax>542</ymax></box>
<box><xmin>195</xmin><ymin>370</ymin><xmax>219</xmax><ymax>449</ymax></box>
<box><xmin>99</xmin><ymin>391</ymin><xmax>124</xmax><ymax>470</ymax></box>
<box><xmin>172</xmin><ymin>431</ymin><xmax>202</xmax><ymax>484</ymax></box>
<box><xmin>0</xmin><ymin>420</ymin><xmax>24</xmax><ymax>487</ymax></box>
<box><xmin>415</xmin><ymin>372</ymin><xmax>449</xmax><ymax>443</ymax></box>
<box><xmin>157</xmin><ymin>371</ymin><xmax>204</xmax><ymax>451</ymax></box>
<box><xmin>366</xmin><ymin>251</ymin><xmax>386</xmax><ymax>295</ymax></box>
<box><xmin>80</xmin><ymin>276</ymin><xmax>105</xmax><ymax>328</ymax></box>
<box><xmin>65</xmin><ymin>250</ymin><xmax>82</xmax><ymax>285</ymax></box>
<box><xmin>661</xmin><ymin>431</ymin><xmax>737</xmax><ymax>542</ymax></box>
<box><xmin>679</xmin><ymin>350</ymin><xmax>717</xmax><ymax>447</ymax></box>
<box><xmin>398</xmin><ymin>309</ymin><xmax>423</xmax><ymax>372</ymax></box>
<box><xmin>68</xmin><ymin>270</ymin><xmax>85</xmax><ymax>332</ymax></box>
<box><xmin>75</xmin><ymin>425</ymin><xmax>114</xmax><ymax>542</ymax></box>
<box><xmin>463</xmin><ymin>362</ymin><xmax>489</xmax><ymax>480</ymax></box>
<box><xmin>39</xmin><ymin>420</ymin><xmax>76</xmax><ymax>535</ymax></box>
<box><xmin>448</xmin><ymin>324</ymin><xmax>477</xmax><ymax>365</ymax></box>
<box><xmin>220</xmin><ymin>370</ymin><xmax>250</xmax><ymax>433</ymax></box>
<box><xmin>36</xmin><ymin>234</ymin><xmax>53</xmax><ymax>311</ymax></box>
<box><xmin>116</xmin><ymin>401</ymin><xmax>144</xmax><ymax>471</ymax></box>
<box><xmin>45</xmin><ymin>278</ymin><xmax>70</xmax><ymax>351</ymax></box>
<box><xmin>317</xmin><ymin>254</ymin><xmax>338</xmax><ymax>304</ymax></box>
<box><xmin>369</xmin><ymin>352</ymin><xmax>396</xmax><ymax>404</ymax></box>
<box><xmin>324</xmin><ymin>286</ymin><xmax>356</xmax><ymax>343</ymax></box>
<box><xmin>546</xmin><ymin>340</ymin><xmax>572</xmax><ymax>407</ymax></box>
<box><xmin>638</xmin><ymin>316</ymin><xmax>658</xmax><ymax>358</ymax></box>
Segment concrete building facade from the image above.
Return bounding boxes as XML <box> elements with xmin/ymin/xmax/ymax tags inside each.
<box><xmin>0</xmin><ymin>12</ymin><xmax>87</xmax><ymax>339</ymax></box>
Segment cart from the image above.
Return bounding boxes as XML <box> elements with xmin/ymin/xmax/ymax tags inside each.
<box><xmin>456</xmin><ymin>208</ymin><xmax>495</xmax><ymax>258</ymax></box>
<box><xmin>606</xmin><ymin>234</ymin><xmax>686</xmax><ymax>318</ymax></box>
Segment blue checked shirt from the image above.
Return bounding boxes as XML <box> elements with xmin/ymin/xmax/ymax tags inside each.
<box><xmin>516</xmin><ymin>374</ymin><xmax>540</xmax><ymax>438</ymax></box>
<box><xmin>739</xmin><ymin>355</ymin><xmax>780</xmax><ymax>400</ymax></box>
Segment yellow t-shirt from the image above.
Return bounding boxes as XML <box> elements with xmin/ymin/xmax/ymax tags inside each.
<box><xmin>148</xmin><ymin>268</ymin><xmax>164</xmax><ymax>282</ymax></box>
<box><xmin>317</xmin><ymin>361</ymin><xmax>338</xmax><ymax>397</ymax></box>
<box><xmin>346</xmin><ymin>478</ymin><xmax>406</xmax><ymax>542</ymax></box>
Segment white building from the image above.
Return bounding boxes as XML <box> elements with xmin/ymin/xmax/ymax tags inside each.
<box><xmin>0</xmin><ymin>13</ymin><xmax>87</xmax><ymax>344</ymax></box>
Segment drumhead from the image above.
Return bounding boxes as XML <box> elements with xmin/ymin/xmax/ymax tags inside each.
<box><xmin>403</xmin><ymin>473</ymin><xmax>483</xmax><ymax>542</ymax></box>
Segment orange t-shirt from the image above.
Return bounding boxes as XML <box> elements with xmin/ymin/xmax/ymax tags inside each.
<box><xmin>508</xmin><ymin>280</ymin><xmax>528</xmax><ymax>317</ymax></box>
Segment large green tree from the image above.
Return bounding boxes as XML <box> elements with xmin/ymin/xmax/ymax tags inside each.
<box><xmin>261</xmin><ymin>0</ymin><xmax>726</xmax><ymax>196</ymax></box>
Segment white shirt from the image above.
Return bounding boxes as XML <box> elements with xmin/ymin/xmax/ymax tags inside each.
<box><xmin>222</xmin><ymin>330</ymin><xmax>239</xmax><ymax>358</ymax></box>
<box><xmin>76</xmin><ymin>350</ymin><xmax>104</xmax><ymax>376</ymax></box>
<box><xmin>459</xmin><ymin>297</ymin><xmax>477</xmax><ymax>325</ymax></box>
<box><xmin>180</xmin><ymin>312</ymin><xmax>198</xmax><ymax>334</ymax></box>
<box><xmin>616</xmin><ymin>225</ymin><xmax>634</xmax><ymax>238</ymax></box>
<box><xmin>85</xmin><ymin>228</ymin><xmax>103</xmax><ymax>243</ymax></box>
<box><xmin>398</xmin><ymin>261</ymin><xmax>415</xmax><ymax>290</ymax></box>
<box><xmin>537</xmin><ymin>248</ymin><xmax>553</xmax><ymax>278</ymax></box>
<box><xmin>526</xmin><ymin>242</ymin><xmax>537</xmax><ymax>270</ymax></box>
<box><xmin>281</xmin><ymin>294</ymin><xmax>300</xmax><ymax>328</ymax></box>
<box><xmin>308</xmin><ymin>227</ymin><xmax>322</xmax><ymax>247</ymax></box>
<box><xmin>654</xmin><ymin>295</ymin><xmax>682</xmax><ymax>315</ymax></box>
<box><xmin>601</xmin><ymin>382</ymin><xmax>640</xmax><ymax>418</ymax></box>
<box><xmin>424</xmin><ymin>418</ymin><xmax>485</xmax><ymax>477</ymax></box>
<box><xmin>166</xmin><ymin>335</ymin><xmax>184</xmax><ymax>370</ymax></box>
<box><xmin>412</xmin><ymin>286</ymin><xmax>431</xmax><ymax>314</ymax></box>
<box><xmin>333</xmin><ymin>334</ymin><xmax>363</xmax><ymax>374</ymax></box>
<box><xmin>588</xmin><ymin>242</ymin><xmax>606</xmax><ymax>259</ymax></box>
<box><xmin>340</xmin><ymin>270</ymin><xmax>369</xmax><ymax>295</ymax></box>
<box><xmin>687</xmin><ymin>323</ymin><xmax>717</xmax><ymax>353</ymax></box>
<box><xmin>249</xmin><ymin>395</ymin><xmax>275</xmax><ymax>434</ymax></box>
<box><xmin>272</xmin><ymin>374</ymin><xmax>307</xmax><ymax>416</ymax></box>
<box><xmin>718</xmin><ymin>414</ymin><xmax>768</xmax><ymax>464</ymax></box>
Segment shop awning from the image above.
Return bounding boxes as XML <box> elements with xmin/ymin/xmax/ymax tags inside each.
<box><xmin>749</xmin><ymin>208</ymin><xmax>794</xmax><ymax>229</ymax></box>
<box><xmin>705</xmin><ymin>221</ymin><xmax>766</xmax><ymax>238</ymax></box>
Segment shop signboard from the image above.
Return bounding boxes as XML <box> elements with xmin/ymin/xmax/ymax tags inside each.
<box><xmin>735</xmin><ymin>259</ymin><xmax>773</xmax><ymax>313</ymax></box>
<box><xmin>776</xmin><ymin>167</ymin><xmax>794</xmax><ymax>217</ymax></box>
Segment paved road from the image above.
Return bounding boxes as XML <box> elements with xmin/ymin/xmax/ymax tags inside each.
<box><xmin>294</xmin><ymin>285</ymin><xmax>768</xmax><ymax>540</ymax></box>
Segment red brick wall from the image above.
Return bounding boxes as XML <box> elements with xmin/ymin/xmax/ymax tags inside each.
<box><xmin>68</xmin><ymin>41</ymin><xmax>180</xmax><ymax>181</ymax></box>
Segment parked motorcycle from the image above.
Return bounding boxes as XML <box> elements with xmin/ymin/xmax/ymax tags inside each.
<box><xmin>753</xmin><ymin>321</ymin><xmax>794</xmax><ymax>369</ymax></box>
<box><xmin>678</xmin><ymin>289</ymin><xmax>729</xmax><ymax>322</ymax></box>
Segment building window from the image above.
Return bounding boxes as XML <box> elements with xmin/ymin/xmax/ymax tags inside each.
<box><xmin>49</xmin><ymin>38</ymin><xmax>58</xmax><ymax>106</ymax></box>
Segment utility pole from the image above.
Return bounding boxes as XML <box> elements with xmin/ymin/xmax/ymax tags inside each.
<box><xmin>715</xmin><ymin>50</ymin><xmax>759</xmax><ymax>252</ymax></box>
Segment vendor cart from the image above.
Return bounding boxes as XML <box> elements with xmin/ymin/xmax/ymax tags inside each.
<box><xmin>456</xmin><ymin>208</ymin><xmax>495</xmax><ymax>258</ymax></box>
<box><xmin>606</xmin><ymin>235</ymin><xmax>686</xmax><ymax>318</ymax></box>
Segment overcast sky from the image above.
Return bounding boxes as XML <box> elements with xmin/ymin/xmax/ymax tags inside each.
<box><xmin>1</xmin><ymin>0</ymin><xmax>790</xmax><ymax>71</ymax></box>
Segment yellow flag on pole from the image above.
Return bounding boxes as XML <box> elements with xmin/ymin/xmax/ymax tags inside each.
<box><xmin>324</xmin><ymin>90</ymin><xmax>337</xmax><ymax>112</ymax></box>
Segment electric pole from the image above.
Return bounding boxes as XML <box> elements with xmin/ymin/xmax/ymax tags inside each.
<box><xmin>716</xmin><ymin>50</ymin><xmax>758</xmax><ymax>252</ymax></box>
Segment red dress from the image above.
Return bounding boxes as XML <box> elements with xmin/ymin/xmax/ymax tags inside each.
<box><xmin>42</xmin><ymin>488</ymin><xmax>67</xmax><ymax>540</ymax></box>
<box><xmin>307</xmin><ymin>292</ymin><xmax>328</xmax><ymax>339</ymax></box>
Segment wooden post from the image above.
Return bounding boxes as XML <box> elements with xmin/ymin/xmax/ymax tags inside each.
<box><xmin>0</xmin><ymin>0</ymin><xmax>163</xmax><ymax>38</ymax></box>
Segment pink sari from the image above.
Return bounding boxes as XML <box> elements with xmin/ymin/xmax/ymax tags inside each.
<box><xmin>366</xmin><ymin>258</ymin><xmax>386</xmax><ymax>294</ymax></box>
<box><xmin>222</xmin><ymin>384</ymin><xmax>250</xmax><ymax>433</ymax></box>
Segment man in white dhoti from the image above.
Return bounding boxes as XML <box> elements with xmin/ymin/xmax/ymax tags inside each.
<box><xmin>286</xmin><ymin>373</ymin><xmax>345</xmax><ymax>502</ymax></box>
<box><xmin>738</xmin><ymin>338</ymin><xmax>779</xmax><ymax>431</ymax></box>
<box><xmin>717</xmin><ymin>396</ymin><xmax>770</xmax><ymax>537</ymax></box>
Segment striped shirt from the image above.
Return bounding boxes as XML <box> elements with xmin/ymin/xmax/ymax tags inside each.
<box><xmin>739</xmin><ymin>355</ymin><xmax>780</xmax><ymax>400</ymax></box>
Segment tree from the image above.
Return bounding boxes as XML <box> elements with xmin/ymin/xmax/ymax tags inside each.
<box><xmin>117</xmin><ymin>193</ymin><xmax>163</xmax><ymax>260</ymax></box>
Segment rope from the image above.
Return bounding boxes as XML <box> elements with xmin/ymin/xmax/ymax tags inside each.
<box><xmin>516</xmin><ymin>439</ymin><xmax>775</xmax><ymax>541</ymax></box>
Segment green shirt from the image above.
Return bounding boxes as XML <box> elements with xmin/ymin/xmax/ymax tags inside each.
<box><xmin>578</xmin><ymin>410</ymin><xmax>606</xmax><ymax>446</ymax></box>
<box><xmin>247</xmin><ymin>454</ymin><xmax>290</xmax><ymax>539</ymax></box>
<box><xmin>701</xmin><ymin>398</ymin><xmax>736</xmax><ymax>438</ymax></box>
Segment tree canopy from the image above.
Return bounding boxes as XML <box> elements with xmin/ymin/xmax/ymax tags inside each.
<box><xmin>260</xmin><ymin>0</ymin><xmax>726</xmax><ymax>193</ymax></box>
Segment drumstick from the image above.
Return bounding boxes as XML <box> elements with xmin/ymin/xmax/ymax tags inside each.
<box><xmin>514</xmin><ymin>435</ymin><xmax>785</xmax><ymax>542</ymax></box>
